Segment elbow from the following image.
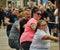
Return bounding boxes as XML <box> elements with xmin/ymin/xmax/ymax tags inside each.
<box><xmin>42</xmin><ymin>35</ymin><xmax>50</xmax><ymax>40</ymax></box>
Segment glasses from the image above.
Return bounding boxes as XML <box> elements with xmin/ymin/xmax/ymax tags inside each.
<box><xmin>37</xmin><ymin>13</ymin><xmax>42</xmax><ymax>16</ymax></box>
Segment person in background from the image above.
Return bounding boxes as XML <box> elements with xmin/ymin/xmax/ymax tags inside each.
<box><xmin>39</xmin><ymin>6</ymin><xmax>50</xmax><ymax>22</ymax></box>
<box><xmin>20</xmin><ymin>7</ymin><xmax>41</xmax><ymax>50</ymax></box>
<box><xmin>20</xmin><ymin>8</ymin><xmax>31</xmax><ymax>37</ymax></box>
<box><xmin>54</xmin><ymin>8</ymin><xmax>58</xmax><ymax>23</ymax></box>
<box><xmin>30</xmin><ymin>20</ymin><xmax>59</xmax><ymax>50</ymax></box>
<box><xmin>5</xmin><ymin>4</ymin><xmax>12</xmax><ymax>17</ymax></box>
<box><xmin>0</xmin><ymin>7</ymin><xmax>2</xmax><ymax>28</ymax></box>
<box><xmin>29</xmin><ymin>1</ymin><xmax>37</xmax><ymax>17</ymax></box>
<box><xmin>39</xmin><ymin>5</ymin><xmax>55</xmax><ymax>34</ymax></box>
<box><xmin>0</xmin><ymin>7</ymin><xmax>5</xmax><ymax>29</ymax></box>
<box><xmin>53</xmin><ymin>8</ymin><xmax>58</xmax><ymax>37</ymax></box>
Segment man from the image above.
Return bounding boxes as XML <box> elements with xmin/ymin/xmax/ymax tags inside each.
<box><xmin>4</xmin><ymin>7</ymin><xmax>19</xmax><ymax>37</ymax></box>
<box><xmin>5</xmin><ymin>4</ymin><xmax>12</xmax><ymax>17</ymax></box>
<box><xmin>0</xmin><ymin>7</ymin><xmax>5</xmax><ymax>28</ymax></box>
<box><xmin>39</xmin><ymin>6</ymin><xmax>50</xmax><ymax>22</ymax></box>
<box><xmin>20</xmin><ymin>9</ymin><xmax>31</xmax><ymax>37</ymax></box>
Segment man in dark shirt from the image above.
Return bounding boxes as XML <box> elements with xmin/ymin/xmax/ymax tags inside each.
<box><xmin>4</xmin><ymin>7</ymin><xmax>19</xmax><ymax>37</ymax></box>
<box><xmin>39</xmin><ymin>6</ymin><xmax>50</xmax><ymax>22</ymax></box>
<box><xmin>20</xmin><ymin>9</ymin><xmax>31</xmax><ymax>37</ymax></box>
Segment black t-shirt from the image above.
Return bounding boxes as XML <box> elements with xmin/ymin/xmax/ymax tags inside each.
<box><xmin>41</xmin><ymin>11</ymin><xmax>49</xmax><ymax>20</ymax></box>
<box><xmin>46</xmin><ymin>8</ymin><xmax>55</xmax><ymax>22</ymax></box>
<box><xmin>20</xmin><ymin>19</ymin><xmax>28</xmax><ymax>37</ymax></box>
<box><xmin>7</xmin><ymin>14</ymin><xmax>18</xmax><ymax>31</ymax></box>
<box><xmin>5</xmin><ymin>10</ymin><xmax>12</xmax><ymax>17</ymax></box>
<box><xmin>41</xmin><ymin>10</ymin><xmax>55</xmax><ymax>22</ymax></box>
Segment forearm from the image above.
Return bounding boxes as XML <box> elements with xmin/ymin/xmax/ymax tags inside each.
<box><xmin>47</xmin><ymin>36</ymin><xmax>59</xmax><ymax>41</ymax></box>
<box><xmin>16</xmin><ymin>26</ymin><xmax>20</xmax><ymax>32</ymax></box>
<box><xmin>30</xmin><ymin>23</ymin><xmax>37</xmax><ymax>30</ymax></box>
<box><xmin>6</xmin><ymin>21</ymin><xmax>13</xmax><ymax>25</ymax></box>
<box><xmin>4</xmin><ymin>18</ymin><xmax>13</xmax><ymax>25</ymax></box>
<box><xmin>42</xmin><ymin>35</ymin><xmax>59</xmax><ymax>41</ymax></box>
<box><xmin>45</xmin><ymin>35</ymin><xmax>59</xmax><ymax>41</ymax></box>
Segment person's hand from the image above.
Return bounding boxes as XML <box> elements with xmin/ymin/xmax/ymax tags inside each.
<box><xmin>54</xmin><ymin>37</ymin><xmax>60</xmax><ymax>42</ymax></box>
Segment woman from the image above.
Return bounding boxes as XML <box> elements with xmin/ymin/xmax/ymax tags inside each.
<box><xmin>8</xmin><ymin>13</ymin><xmax>23</xmax><ymax>50</ymax></box>
<box><xmin>20</xmin><ymin>7</ymin><xmax>41</xmax><ymax>50</ymax></box>
<box><xmin>29</xmin><ymin>20</ymin><xmax>59</xmax><ymax>50</ymax></box>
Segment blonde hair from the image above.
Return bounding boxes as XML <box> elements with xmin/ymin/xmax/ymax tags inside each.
<box><xmin>17</xmin><ymin>12</ymin><xmax>24</xmax><ymax>19</ymax></box>
<box><xmin>37</xmin><ymin>20</ymin><xmax>46</xmax><ymax>28</ymax></box>
<box><xmin>24</xmin><ymin>9</ymin><xmax>31</xmax><ymax>15</ymax></box>
<box><xmin>35</xmin><ymin>20</ymin><xmax>44</xmax><ymax>31</ymax></box>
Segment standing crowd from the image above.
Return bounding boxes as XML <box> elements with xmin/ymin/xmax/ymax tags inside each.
<box><xmin>0</xmin><ymin>0</ymin><xmax>59</xmax><ymax>50</ymax></box>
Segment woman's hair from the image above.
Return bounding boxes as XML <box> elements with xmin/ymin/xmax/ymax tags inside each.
<box><xmin>35</xmin><ymin>20</ymin><xmax>45</xmax><ymax>31</ymax></box>
<box><xmin>17</xmin><ymin>12</ymin><xmax>24</xmax><ymax>19</ymax></box>
<box><xmin>33</xmin><ymin>7</ymin><xmax>39</xmax><ymax>14</ymax></box>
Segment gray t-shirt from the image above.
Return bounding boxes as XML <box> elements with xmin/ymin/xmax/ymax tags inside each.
<box><xmin>9</xmin><ymin>21</ymin><xmax>20</xmax><ymax>39</ymax></box>
<box><xmin>30</xmin><ymin>29</ymin><xmax>51</xmax><ymax>50</ymax></box>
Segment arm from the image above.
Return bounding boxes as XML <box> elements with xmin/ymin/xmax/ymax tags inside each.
<box><xmin>23</xmin><ymin>24</ymin><xmax>26</xmax><ymax>28</ymax></box>
<box><xmin>42</xmin><ymin>35</ymin><xmax>59</xmax><ymax>41</ymax></box>
<box><xmin>4</xmin><ymin>17</ymin><xmax>12</xmax><ymax>25</ymax></box>
<box><xmin>47</xmin><ymin>17</ymin><xmax>50</xmax><ymax>22</ymax></box>
<box><xmin>16</xmin><ymin>26</ymin><xmax>20</xmax><ymax>32</ymax></box>
<box><xmin>14</xmin><ymin>21</ymin><xmax>20</xmax><ymax>32</ymax></box>
<box><xmin>44</xmin><ymin>17</ymin><xmax>50</xmax><ymax>22</ymax></box>
<box><xmin>30</xmin><ymin>23</ymin><xmax>37</xmax><ymax>30</ymax></box>
<box><xmin>54</xmin><ymin>9</ymin><xmax>58</xmax><ymax>16</ymax></box>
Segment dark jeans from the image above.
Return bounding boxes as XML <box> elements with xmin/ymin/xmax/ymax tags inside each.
<box><xmin>21</xmin><ymin>41</ymin><xmax>32</xmax><ymax>50</ymax></box>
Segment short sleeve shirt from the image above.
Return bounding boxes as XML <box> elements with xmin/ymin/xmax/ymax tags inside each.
<box><xmin>20</xmin><ymin>18</ymin><xmax>38</xmax><ymax>43</ymax></box>
<box><xmin>6</xmin><ymin>14</ymin><xmax>18</xmax><ymax>31</ymax></box>
<box><xmin>9</xmin><ymin>21</ymin><xmax>20</xmax><ymax>39</ymax></box>
<box><xmin>30</xmin><ymin>29</ymin><xmax>51</xmax><ymax>49</ymax></box>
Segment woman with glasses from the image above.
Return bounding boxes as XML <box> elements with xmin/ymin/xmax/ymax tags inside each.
<box><xmin>20</xmin><ymin>7</ymin><xmax>41</xmax><ymax>50</ymax></box>
<box><xmin>29</xmin><ymin>20</ymin><xmax>59</xmax><ymax>50</ymax></box>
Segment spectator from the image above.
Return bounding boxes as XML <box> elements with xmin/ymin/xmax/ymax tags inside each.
<box><xmin>5</xmin><ymin>5</ymin><xmax>12</xmax><ymax>17</ymax></box>
<box><xmin>39</xmin><ymin>6</ymin><xmax>50</xmax><ymax>22</ymax></box>
<box><xmin>29</xmin><ymin>1</ymin><xmax>37</xmax><ymax>17</ymax></box>
<box><xmin>53</xmin><ymin>8</ymin><xmax>58</xmax><ymax>37</ymax></box>
<box><xmin>54</xmin><ymin>8</ymin><xmax>58</xmax><ymax>23</ymax></box>
<box><xmin>0</xmin><ymin>7</ymin><xmax>5</xmax><ymax>29</ymax></box>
